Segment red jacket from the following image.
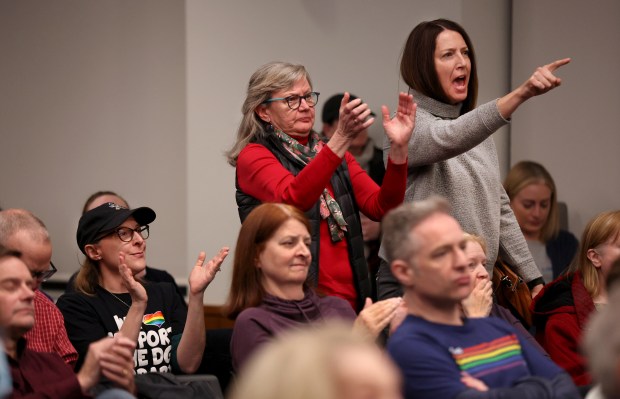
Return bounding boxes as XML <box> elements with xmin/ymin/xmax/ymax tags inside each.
<box><xmin>531</xmin><ymin>272</ymin><xmax>595</xmax><ymax>386</ymax></box>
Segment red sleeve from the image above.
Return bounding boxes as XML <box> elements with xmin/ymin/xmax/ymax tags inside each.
<box><xmin>347</xmin><ymin>154</ymin><xmax>407</xmax><ymax>221</ymax></box>
<box><xmin>237</xmin><ymin>143</ymin><xmax>343</xmax><ymax>211</ymax></box>
<box><xmin>542</xmin><ymin>313</ymin><xmax>591</xmax><ymax>385</ymax></box>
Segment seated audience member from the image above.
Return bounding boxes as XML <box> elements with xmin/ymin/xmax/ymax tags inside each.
<box><xmin>56</xmin><ymin>202</ymin><xmax>229</xmax><ymax>375</ymax></box>
<box><xmin>532</xmin><ymin>210</ymin><xmax>620</xmax><ymax>386</ymax></box>
<box><xmin>584</xmin><ymin>258</ymin><xmax>620</xmax><ymax>399</ymax></box>
<box><xmin>0</xmin><ymin>209</ymin><xmax>78</xmax><ymax>367</ymax></box>
<box><xmin>460</xmin><ymin>233</ymin><xmax>547</xmax><ymax>356</ymax></box>
<box><xmin>65</xmin><ymin>190</ymin><xmax>184</xmax><ymax>301</ymax></box>
<box><xmin>383</xmin><ymin>197</ymin><xmax>579</xmax><ymax>399</ymax></box>
<box><xmin>224</xmin><ymin>203</ymin><xmax>401</xmax><ymax>371</ymax></box>
<box><xmin>504</xmin><ymin>161</ymin><xmax>578</xmax><ymax>281</ymax></box>
<box><xmin>229</xmin><ymin>322</ymin><xmax>402</xmax><ymax>399</ymax></box>
<box><xmin>0</xmin><ymin>245</ymin><xmax>136</xmax><ymax>398</ymax></box>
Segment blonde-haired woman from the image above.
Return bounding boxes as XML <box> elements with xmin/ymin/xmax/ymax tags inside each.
<box><xmin>504</xmin><ymin>161</ymin><xmax>578</xmax><ymax>281</ymax></box>
<box><xmin>532</xmin><ymin>210</ymin><xmax>620</xmax><ymax>386</ymax></box>
<box><xmin>57</xmin><ymin>202</ymin><xmax>228</xmax><ymax>375</ymax></box>
<box><xmin>228</xmin><ymin>322</ymin><xmax>402</xmax><ymax>399</ymax></box>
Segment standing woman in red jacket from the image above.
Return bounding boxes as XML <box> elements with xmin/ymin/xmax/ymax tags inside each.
<box><xmin>532</xmin><ymin>210</ymin><xmax>620</xmax><ymax>386</ymax></box>
<box><xmin>227</xmin><ymin>62</ymin><xmax>415</xmax><ymax>311</ymax></box>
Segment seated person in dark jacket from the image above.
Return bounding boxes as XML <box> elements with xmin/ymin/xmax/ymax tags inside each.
<box><xmin>0</xmin><ymin>245</ymin><xmax>136</xmax><ymax>398</ymax></box>
<box><xmin>65</xmin><ymin>190</ymin><xmax>185</xmax><ymax>303</ymax></box>
<box><xmin>504</xmin><ymin>161</ymin><xmax>578</xmax><ymax>281</ymax></box>
<box><xmin>383</xmin><ymin>198</ymin><xmax>579</xmax><ymax>399</ymax></box>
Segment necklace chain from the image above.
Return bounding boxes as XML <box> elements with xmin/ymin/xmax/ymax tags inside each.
<box><xmin>108</xmin><ymin>291</ymin><xmax>131</xmax><ymax>309</ymax></box>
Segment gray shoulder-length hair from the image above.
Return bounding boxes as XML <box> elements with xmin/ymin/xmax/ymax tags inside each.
<box><xmin>226</xmin><ymin>61</ymin><xmax>312</xmax><ymax>166</ymax></box>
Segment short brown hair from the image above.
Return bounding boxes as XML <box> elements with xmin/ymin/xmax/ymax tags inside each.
<box><xmin>400</xmin><ymin>18</ymin><xmax>478</xmax><ymax>114</ymax></box>
<box><xmin>224</xmin><ymin>203</ymin><xmax>311</xmax><ymax>319</ymax></box>
<box><xmin>382</xmin><ymin>196</ymin><xmax>451</xmax><ymax>266</ymax></box>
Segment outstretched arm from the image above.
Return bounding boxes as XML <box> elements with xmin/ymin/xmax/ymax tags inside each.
<box><xmin>497</xmin><ymin>58</ymin><xmax>570</xmax><ymax>119</ymax></box>
<box><xmin>176</xmin><ymin>247</ymin><xmax>229</xmax><ymax>373</ymax></box>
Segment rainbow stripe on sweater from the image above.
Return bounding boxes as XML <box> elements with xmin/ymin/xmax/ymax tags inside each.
<box><xmin>450</xmin><ymin>334</ymin><xmax>526</xmax><ymax>378</ymax></box>
<box><xmin>142</xmin><ymin>311</ymin><xmax>165</xmax><ymax>327</ymax></box>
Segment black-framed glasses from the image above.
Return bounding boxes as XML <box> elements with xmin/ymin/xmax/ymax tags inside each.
<box><xmin>97</xmin><ymin>225</ymin><xmax>150</xmax><ymax>243</ymax></box>
<box><xmin>263</xmin><ymin>92</ymin><xmax>320</xmax><ymax>110</ymax></box>
<box><xmin>32</xmin><ymin>261</ymin><xmax>57</xmax><ymax>282</ymax></box>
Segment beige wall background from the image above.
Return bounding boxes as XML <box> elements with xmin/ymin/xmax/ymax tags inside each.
<box><xmin>2</xmin><ymin>0</ymin><xmax>616</xmax><ymax>304</ymax></box>
<box><xmin>510</xmin><ymin>0</ymin><xmax>620</xmax><ymax>238</ymax></box>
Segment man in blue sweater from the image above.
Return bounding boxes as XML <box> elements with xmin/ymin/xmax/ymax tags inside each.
<box><xmin>382</xmin><ymin>197</ymin><xmax>579</xmax><ymax>399</ymax></box>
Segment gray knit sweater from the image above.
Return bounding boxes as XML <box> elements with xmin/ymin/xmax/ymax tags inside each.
<box><xmin>383</xmin><ymin>90</ymin><xmax>541</xmax><ymax>282</ymax></box>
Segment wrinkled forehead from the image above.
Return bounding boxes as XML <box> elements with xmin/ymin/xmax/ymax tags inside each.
<box><xmin>4</xmin><ymin>231</ymin><xmax>51</xmax><ymax>272</ymax></box>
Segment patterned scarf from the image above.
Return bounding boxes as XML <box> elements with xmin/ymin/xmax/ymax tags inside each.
<box><xmin>274</xmin><ymin>129</ymin><xmax>348</xmax><ymax>242</ymax></box>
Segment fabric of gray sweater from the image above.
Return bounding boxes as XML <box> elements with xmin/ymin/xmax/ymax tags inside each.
<box><xmin>383</xmin><ymin>90</ymin><xmax>541</xmax><ymax>282</ymax></box>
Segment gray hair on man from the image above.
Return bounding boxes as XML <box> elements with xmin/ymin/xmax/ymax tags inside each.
<box><xmin>0</xmin><ymin>209</ymin><xmax>49</xmax><ymax>245</ymax></box>
<box><xmin>381</xmin><ymin>196</ymin><xmax>451</xmax><ymax>266</ymax></box>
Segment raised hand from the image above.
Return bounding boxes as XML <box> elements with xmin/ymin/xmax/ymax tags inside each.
<box><xmin>353</xmin><ymin>297</ymin><xmax>402</xmax><ymax>338</ymax></box>
<box><xmin>383</xmin><ymin>92</ymin><xmax>416</xmax><ymax>164</ymax></box>
<box><xmin>188</xmin><ymin>247</ymin><xmax>230</xmax><ymax>295</ymax></box>
<box><xmin>119</xmin><ymin>252</ymin><xmax>147</xmax><ymax>304</ymax></box>
<box><xmin>335</xmin><ymin>92</ymin><xmax>375</xmax><ymax>140</ymax></box>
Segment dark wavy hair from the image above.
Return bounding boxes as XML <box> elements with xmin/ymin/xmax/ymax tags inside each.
<box><xmin>400</xmin><ymin>18</ymin><xmax>478</xmax><ymax>114</ymax></box>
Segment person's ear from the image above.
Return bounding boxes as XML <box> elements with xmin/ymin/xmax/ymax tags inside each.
<box><xmin>84</xmin><ymin>244</ymin><xmax>102</xmax><ymax>261</ymax></box>
<box><xmin>391</xmin><ymin>259</ymin><xmax>415</xmax><ymax>288</ymax></box>
<box><xmin>587</xmin><ymin>248</ymin><xmax>602</xmax><ymax>268</ymax></box>
<box><xmin>255</xmin><ymin>104</ymin><xmax>270</xmax><ymax>123</ymax></box>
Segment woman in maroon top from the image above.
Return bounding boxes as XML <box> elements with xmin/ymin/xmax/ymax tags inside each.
<box><xmin>227</xmin><ymin>62</ymin><xmax>415</xmax><ymax>311</ymax></box>
<box><xmin>532</xmin><ymin>210</ymin><xmax>620</xmax><ymax>386</ymax></box>
<box><xmin>224</xmin><ymin>203</ymin><xmax>401</xmax><ymax>371</ymax></box>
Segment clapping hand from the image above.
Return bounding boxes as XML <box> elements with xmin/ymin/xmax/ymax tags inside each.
<box><xmin>353</xmin><ymin>297</ymin><xmax>403</xmax><ymax>338</ymax></box>
<box><xmin>383</xmin><ymin>92</ymin><xmax>416</xmax><ymax>164</ymax></box>
<box><xmin>119</xmin><ymin>252</ymin><xmax>147</xmax><ymax>304</ymax></box>
<box><xmin>336</xmin><ymin>92</ymin><xmax>375</xmax><ymax>140</ymax></box>
<box><xmin>188</xmin><ymin>247</ymin><xmax>230</xmax><ymax>295</ymax></box>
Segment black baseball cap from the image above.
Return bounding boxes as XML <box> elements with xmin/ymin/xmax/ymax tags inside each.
<box><xmin>321</xmin><ymin>93</ymin><xmax>375</xmax><ymax>124</ymax></box>
<box><xmin>76</xmin><ymin>202</ymin><xmax>156</xmax><ymax>254</ymax></box>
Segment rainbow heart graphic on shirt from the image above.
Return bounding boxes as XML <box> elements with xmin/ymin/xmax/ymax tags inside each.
<box><xmin>142</xmin><ymin>311</ymin><xmax>165</xmax><ymax>327</ymax></box>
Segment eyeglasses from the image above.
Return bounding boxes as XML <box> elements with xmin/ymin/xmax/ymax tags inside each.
<box><xmin>32</xmin><ymin>261</ymin><xmax>57</xmax><ymax>282</ymax></box>
<box><xmin>100</xmin><ymin>225</ymin><xmax>150</xmax><ymax>242</ymax></box>
<box><xmin>263</xmin><ymin>92</ymin><xmax>320</xmax><ymax>110</ymax></box>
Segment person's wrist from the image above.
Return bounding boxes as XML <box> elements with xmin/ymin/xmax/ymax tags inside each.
<box><xmin>76</xmin><ymin>370</ymin><xmax>96</xmax><ymax>392</ymax></box>
<box><xmin>527</xmin><ymin>277</ymin><xmax>545</xmax><ymax>290</ymax></box>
